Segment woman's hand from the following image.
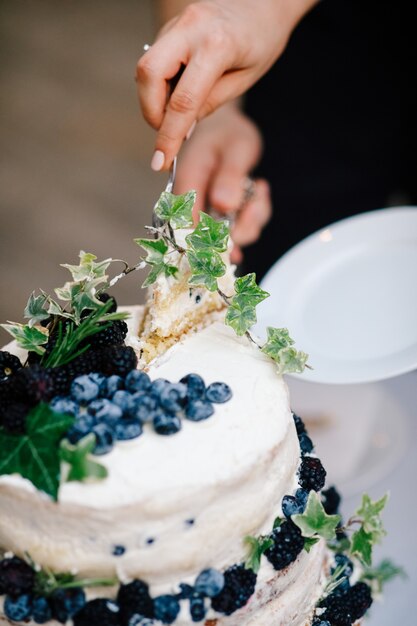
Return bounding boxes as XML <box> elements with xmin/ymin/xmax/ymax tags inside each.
<box><xmin>174</xmin><ymin>103</ymin><xmax>272</xmax><ymax>263</ymax></box>
<box><xmin>137</xmin><ymin>0</ymin><xmax>318</xmax><ymax>170</ymax></box>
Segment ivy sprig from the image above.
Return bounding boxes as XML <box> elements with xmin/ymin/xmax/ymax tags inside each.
<box><xmin>0</xmin><ymin>404</ymin><xmax>75</xmax><ymax>500</ymax></box>
<box><xmin>60</xmin><ymin>434</ymin><xmax>108</xmax><ymax>482</ymax></box>
<box><xmin>360</xmin><ymin>559</ymin><xmax>406</xmax><ymax>595</ymax></box>
<box><xmin>292</xmin><ymin>490</ymin><xmax>341</xmax><ymax>542</ymax></box>
<box><xmin>244</xmin><ymin>535</ymin><xmax>274</xmax><ymax>573</ymax></box>
<box><xmin>347</xmin><ymin>493</ymin><xmax>389</xmax><ymax>566</ymax></box>
<box><xmin>33</xmin><ymin>563</ymin><xmax>117</xmax><ymax>597</ymax></box>
<box><xmin>262</xmin><ymin>327</ymin><xmax>309</xmax><ymax>375</ymax></box>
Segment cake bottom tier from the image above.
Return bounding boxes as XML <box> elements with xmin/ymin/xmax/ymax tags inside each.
<box><xmin>0</xmin><ymin>541</ymin><xmax>330</xmax><ymax>626</ymax></box>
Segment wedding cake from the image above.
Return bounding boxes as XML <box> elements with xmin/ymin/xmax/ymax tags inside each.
<box><xmin>0</xmin><ymin>191</ymin><xmax>390</xmax><ymax>626</ymax></box>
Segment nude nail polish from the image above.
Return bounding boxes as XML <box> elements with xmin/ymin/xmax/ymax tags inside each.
<box><xmin>151</xmin><ymin>150</ymin><xmax>165</xmax><ymax>171</ymax></box>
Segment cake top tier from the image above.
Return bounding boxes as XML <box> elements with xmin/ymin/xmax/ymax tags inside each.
<box><xmin>0</xmin><ymin>315</ymin><xmax>294</xmax><ymax>512</ymax></box>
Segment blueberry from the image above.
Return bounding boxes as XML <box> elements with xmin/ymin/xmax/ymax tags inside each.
<box><xmin>295</xmin><ymin>488</ymin><xmax>309</xmax><ymax>507</ymax></box>
<box><xmin>51</xmin><ymin>587</ymin><xmax>86</xmax><ymax>622</ymax></box>
<box><xmin>112</xmin><ymin>544</ymin><xmax>126</xmax><ymax>556</ymax></box>
<box><xmin>179</xmin><ymin>373</ymin><xmax>206</xmax><ymax>400</ymax></box>
<box><xmin>125</xmin><ymin>370</ymin><xmax>151</xmax><ymax>393</ymax></box>
<box><xmin>86</xmin><ymin>373</ymin><xmax>106</xmax><ymax>394</ymax></box>
<box><xmin>128</xmin><ymin>616</ymin><xmax>154</xmax><ymax>626</ymax></box>
<box><xmin>153</xmin><ymin>595</ymin><xmax>180</xmax><ymax>624</ymax></box>
<box><xmin>177</xmin><ymin>583</ymin><xmax>194</xmax><ymax>599</ymax></box>
<box><xmin>299</xmin><ymin>432</ymin><xmax>314</xmax><ymax>455</ymax></box>
<box><xmin>115</xmin><ymin>418</ymin><xmax>143</xmax><ymax>441</ymax></box>
<box><xmin>205</xmin><ymin>382</ymin><xmax>232</xmax><ymax>403</ymax></box>
<box><xmin>66</xmin><ymin>414</ymin><xmax>96</xmax><ymax>444</ymax></box>
<box><xmin>103</xmin><ymin>375</ymin><xmax>124</xmax><ymax>397</ymax></box>
<box><xmin>132</xmin><ymin>393</ymin><xmax>158</xmax><ymax>422</ymax></box>
<box><xmin>71</xmin><ymin>375</ymin><xmax>100</xmax><ymax>403</ymax></box>
<box><xmin>88</xmin><ymin>399</ymin><xmax>123</xmax><ymax>425</ymax></box>
<box><xmin>159</xmin><ymin>383</ymin><xmax>187</xmax><ymax>412</ymax></box>
<box><xmin>190</xmin><ymin>592</ymin><xmax>206</xmax><ymax>622</ymax></box>
<box><xmin>312</xmin><ymin>621</ymin><xmax>331</xmax><ymax>626</ymax></box>
<box><xmin>195</xmin><ymin>568</ymin><xmax>225</xmax><ymax>597</ymax></box>
<box><xmin>150</xmin><ymin>378</ymin><xmax>170</xmax><ymax>399</ymax></box>
<box><xmin>153</xmin><ymin>412</ymin><xmax>182</xmax><ymax>435</ymax></box>
<box><xmin>33</xmin><ymin>596</ymin><xmax>52</xmax><ymax>623</ymax></box>
<box><xmin>92</xmin><ymin>422</ymin><xmax>115</xmax><ymax>455</ymax></box>
<box><xmin>112</xmin><ymin>390</ymin><xmax>136</xmax><ymax>416</ymax></box>
<box><xmin>282</xmin><ymin>495</ymin><xmax>305</xmax><ymax>517</ymax></box>
<box><xmin>50</xmin><ymin>396</ymin><xmax>79</xmax><ymax>416</ymax></box>
<box><xmin>185</xmin><ymin>399</ymin><xmax>214</xmax><ymax>422</ymax></box>
<box><xmin>4</xmin><ymin>594</ymin><xmax>33</xmax><ymax>621</ymax></box>
<box><xmin>334</xmin><ymin>553</ymin><xmax>354</xmax><ymax>578</ymax></box>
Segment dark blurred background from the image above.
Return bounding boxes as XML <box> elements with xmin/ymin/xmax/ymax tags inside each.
<box><xmin>0</xmin><ymin>0</ymin><xmax>162</xmax><ymax>342</ymax></box>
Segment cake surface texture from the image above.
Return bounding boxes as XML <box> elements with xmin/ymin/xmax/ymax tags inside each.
<box><xmin>0</xmin><ymin>309</ymin><xmax>329</xmax><ymax>625</ymax></box>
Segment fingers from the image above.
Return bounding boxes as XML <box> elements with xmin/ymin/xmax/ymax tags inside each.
<box><xmin>232</xmin><ymin>179</ymin><xmax>272</xmax><ymax>247</ymax></box>
<box><xmin>174</xmin><ymin>138</ymin><xmax>218</xmax><ymax>217</ymax></box>
<box><xmin>136</xmin><ymin>35</ymin><xmax>187</xmax><ymax>130</ymax></box>
<box><xmin>152</xmin><ymin>51</ymin><xmax>229</xmax><ymax>170</ymax></box>
<box><xmin>209</xmin><ymin>127</ymin><xmax>262</xmax><ymax>213</ymax></box>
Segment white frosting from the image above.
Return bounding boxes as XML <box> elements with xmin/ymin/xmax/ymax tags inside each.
<box><xmin>0</xmin><ymin>318</ymin><xmax>299</xmax><ymax>589</ymax></box>
<box><xmin>0</xmin><ymin>309</ymin><xmax>328</xmax><ymax>625</ymax></box>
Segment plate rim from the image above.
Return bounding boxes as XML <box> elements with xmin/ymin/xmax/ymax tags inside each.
<box><xmin>258</xmin><ymin>205</ymin><xmax>417</xmax><ymax>384</ymax></box>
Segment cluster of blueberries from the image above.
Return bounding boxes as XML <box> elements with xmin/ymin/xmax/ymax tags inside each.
<box><xmin>50</xmin><ymin>370</ymin><xmax>232</xmax><ymax>455</ymax></box>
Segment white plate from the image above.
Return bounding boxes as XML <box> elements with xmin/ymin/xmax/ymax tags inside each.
<box><xmin>255</xmin><ymin>207</ymin><xmax>417</xmax><ymax>383</ymax></box>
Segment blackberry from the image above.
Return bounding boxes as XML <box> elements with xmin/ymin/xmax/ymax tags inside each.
<box><xmin>99</xmin><ymin>346</ymin><xmax>138</xmax><ymax>378</ymax></box>
<box><xmin>117</xmin><ymin>579</ymin><xmax>154</xmax><ymax>623</ymax></box>
<box><xmin>0</xmin><ymin>556</ymin><xmax>35</xmax><ymax>596</ymax></box>
<box><xmin>98</xmin><ymin>292</ymin><xmax>118</xmax><ymax>313</ymax></box>
<box><xmin>80</xmin><ymin>320</ymin><xmax>128</xmax><ymax>350</ymax></box>
<box><xmin>51</xmin><ymin>587</ymin><xmax>86</xmax><ymax>622</ymax></box>
<box><xmin>1</xmin><ymin>402</ymin><xmax>30</xmax><ymax>434</ymax></box>
<box><xmin>320</xmin><ymin>592</ymin><xmax>353</xmax><ymax>626</ymax></box>
<box><xmin>8</xmin><ymin>365</ymin><xmax>55</xmax><ymax>405</ymax></box>
<box><xmin>0</xmin><ymin>351</ymin><xmax>23</xmax><ymax>381</ymax></box>
<box><xmin>211</xmin><ymin>564</ymin><xmax>257</xmax><ymax>616</ymax></box>
<box><xmin>298</xmin><ymin>457</ymin><xmax>326</xmax><ymax>492</ymax></box>
<box><xmin>265</xmin><ymin>520</ymin><xmax>305</xmax><ymax>571</ymax></box>
<box><xmin>322</xmin><ymin>486</ymin><xmax>342</xmax><ymax>515</ymax></box>
<box><xmin>73</xmin><ymin>598</ymin><xmax>120</xmax><ymax>626</ymax></box>
<box><xmin>346</xmin><ymin>582</ymin><xmax>372</xmax><ymax>620</ymax></box>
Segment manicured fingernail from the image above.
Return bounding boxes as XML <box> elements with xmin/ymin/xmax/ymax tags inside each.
<box><xmin>186</xmin><ymin>120</ymin><xmax>196</xmax><ymax>140</ymax></box>
<box><xmin>151</xmin><ymin>150</ymin><xmax>165</xmax><ymax>171</ymax></box>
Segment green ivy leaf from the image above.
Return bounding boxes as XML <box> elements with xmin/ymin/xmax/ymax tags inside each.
<box><xmin>185</xmin><ymin>212</ymin><xmax>230</xmax><ymax>253</ymax></box>
<box><xmin>0</xmin><ymin>404</ymin><xmax>74</xmax><ymax>500</ymax></box>
<box><xmin>23</xmin><ymin>292</ymin><xmax>50</xmax><ymax>327</ymax></box>
<box><xmin>60</xmin><ymin>434</ymin><xmax>108</xmax><ymax>482</ymax></box>
<box><xmin>351</xmin><ymin>526</ymin><xmax>374</xmax><ymax>566</ymax></box>
<box><xmin>303</xmin><ymin>536</ymin><xmax>320</xmax><ymax>553</ymax></box>
<box><xmin>187</xmin><ymin>249</ymin><xmax>226</xmax><ymax>292</ymax></box>
<box><xmin>244</xmin><ymin>536</ymin><xmax>273</xmax><ymax>573</ymax></box>
<box><xmin>154</xmin><ymin>190</ymin><xmax>196</xmax><ymax>229</ymax></box>
<box><xmin>356</xmin><ymin>493</ymin><xmax>388</xmax><ymax>543</ymax></box>
<box><xmin>61</xmin><ymin>251</ymin><xmax>112</xmax><ymax>282</ymax></box>
<box><xmin>292</xmin><ymin>491</ymin><xmax>341</xmax><ymax>541</ymax></box>
<box><xmin>361</xmin><ymin>559</ymin><xmax>407</xmax><ymax>594</ymax></box>
<box><xmin>135</xmin><ymin>238</ymin><xmax>179</xmax><ymax>287</ymax></box>
<box><xmin>1</xmin><ymin>323</ymin><xmax>49</xmax><ymax>355</ymax></box>
<box><xmin>225</xmin><ymin>299</ymin><xmax>257</xmax><ymax>336</ymax></box>
<box><xmin>261</xmin><ymin>327</ymin><xmax>294</xmax><ymax>358</ymax></box>
<box><xmin>262</xmin><ymin>327</ymin><xmax>309</xmax><ymax>375</ymax></box>
<box><xmin>233</xmin><ymin>274</ymin><xmax>270</xmax><ymax>307</ymax></box>
<box><xmin>225</xmin><ymin>274</ymin><xmax>269</xmax><ymax>336</ymax></box>
<box><xmin>55</xmin><ymin>277</ymin><xmax>107</xmax><ymax>324</ymax></box>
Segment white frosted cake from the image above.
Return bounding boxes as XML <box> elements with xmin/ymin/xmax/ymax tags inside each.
<box><xmin>0</xmin><ymin>195</ymin><xmax>387</xmax><ymax>626</ymax></box>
